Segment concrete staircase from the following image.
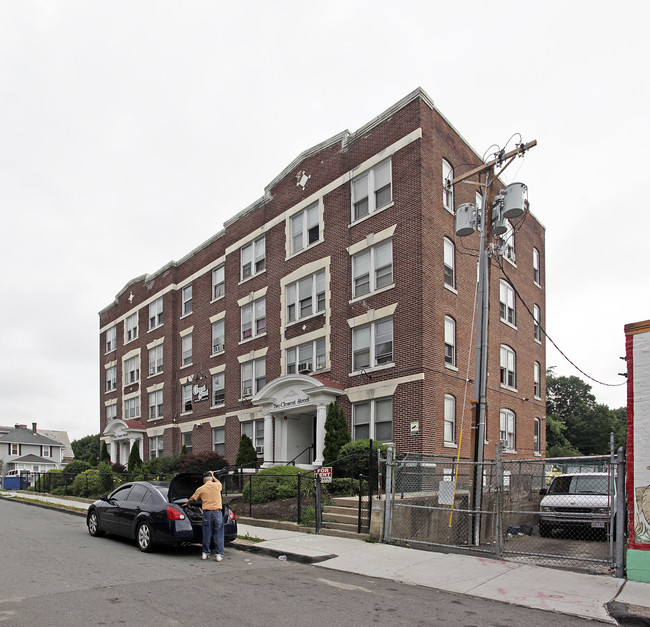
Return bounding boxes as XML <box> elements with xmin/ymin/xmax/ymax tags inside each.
<box><xmin>321</xmin><ymin>496</ymin><xmax>370</xmax><ymax>539</ymax></box>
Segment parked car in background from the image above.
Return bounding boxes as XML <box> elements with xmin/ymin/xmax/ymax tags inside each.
<box><xmin>86</xmin><ymin>473</ymin><xmax>237</xmax><ymax>552</ymax></box>
<box><xmin>539</xmin><ymin>472</ymin><xmax>614</xmax><ymax>539</ymax></box>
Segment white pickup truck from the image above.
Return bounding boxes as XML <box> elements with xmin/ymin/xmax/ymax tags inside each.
<box><xmin>539</xmin><ymin>472</ymin><xmax>614</xmax><ymax>538</ymax></box>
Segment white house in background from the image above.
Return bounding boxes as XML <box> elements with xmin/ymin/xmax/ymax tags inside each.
<box><xmin>0</xmin><ymin>423</ymin><xmax>67</xmax><ymax>475</ymax></box>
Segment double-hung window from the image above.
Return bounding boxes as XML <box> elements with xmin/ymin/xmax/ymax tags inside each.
<box><xmin>182</xmin><ymin>285</ymin><xmax>193</xmax><ymax>316</ymax></box>
<box><xmin>149</xmin><ymin>435</ymin><xmax>163</xmax><ymax>459</ymax></box>
<box><xmin>149</xmin><ymin>298</ymin><xmax>163</xmax><ymax>330</ymax></box>
<box><xmin>212</xmin><ymin>319</ymin><xmax>225</xmax><ymax>353</ymax></box>
<box><xmin>533</xmin><ymin>304</ymin><xmax>541</xmax><ymax>342</ymax></box>
<box><xmin>182</xmin><ymin>432</ymin><xmax>193</xmax><ymax>454</ymax></box>
<box><xmin>533</xmin><ymin>248</ymin><xmax>541</xmax><ymax>285</ymax></box>
<box><xmin>353</xmin><ymin>398</ymin><xmax>393</xmax><ymax>442</ymax></box>
<box><xmin>286</xmin><ymin>338</ymin><xmax>326</xmax><ymax>374</ymax></box>
<box><xmin>444</xmin><ymin>316</ymin><xmax>456</xmax><ymax>367</ymax></box>
<box><xmin>242</xmin><ymin>419</ymin><xmax>264</xmax><ymax>453</ymax></box>
<box><xmin>212</xmin><ymin>427</ymin><xmax>225</xmax><ymax>456</ymax></box>
<box><xmin>212</xmin><ymin>265</ymin><xmax>225</xmax><ymax>300</ymax></box>
<box><xmin>443</xmin><ymin>238</ymin><xmax>455</xmax><ymax>288</ymax></box>
<box><xmin>442</xmin><ymin>159</ymin><xmax>453</xmax><ymax>211</ymax></box>
<box><xmin>286</xmin><ymin>270</ymin><xmax>325</xmax><ymax>323</ymax></box>
<box><xmin>352</xmin><ymin>318</ymin><xmax>393</xmax><ymax>371</ymax></box>
<box><xmin>241</xmin><ymin>237</ymin><xmax>265</xmax><ymax>280</ymax></box>
<box><xmin>241</xmin><ymin>297</ymin><xmax>266</xmax><ymax>340</ymax></box>
<box><xmin>351</xmin><ymin>159</ymin><xmax>392</xmax><ymax>222</ymax></box>
<box><xmin>534</xmin><ymin>418</ymin><xmax>541</xmax><ymax>454</ymax></box>
<box><xmin>124</xmin><ymin>396</ymin><xmax>140</xmax><ymax>419</ymax></box>
<box><xmin>212</xmin><ymin>373</ymin><xmax>225</xmax><ymax>406</ymax></box>
<box><xmin>106</xmin><ymin>366</ymin><xmax>117</xmax><ymax>392</ymax></box>
<box><xmin>500</xmin><ymin>409</ymin><xmax>516</xmax><ymax>451</ymax></box>
<box><xmin>124</xmin><ymin>356</ymin><xmax>139</xmax><ymax>385</ymax></box>
<box><xmin>444</xmin><ymin>394</ymin><xmax>456</xmax><ymax>444</ymax></box>
<box><xmin>181</xmin><ymin>333</ymin><xmax>193</xmax><ymax>366</ymax></box>
<box><xmin>500</xmin><ymin>345</ymin><xmax>516</xmax><ymax>389</ymax></box>
<box><xmin>106</xmin><ymin>403</ymin><xmax>117</xmax><ymax>423</ymax></box>
<box><xmin>534</xmin><ymin>361</ymin><xmax>541</xmax><ymax>399</ymax></box>
<box><xmin>106</xmin><ymin>327</ymin><xmax>116</xmax><ymax>353</ymax></box>
<box><xmin>148</xmin><ymin>345</ymin><xmax>163</xmax><ymax>376</ymax></box>
<box><xmin>181</xmin><ymin>383</ymin><xmax>193</xmax><ymax>413</ymax></box>
<box><xmin>241</xmin><ymin>357</ymin><xmax>266</xmax><ymax>397</ymax></box>
<box><xmin>125</xmin><ymin>313</ymin><xmax>138</xmax><ymax>342</ymax></box>
<box><xmin>500</xmin><ymin>280</ymin><xmax>516</xmax><ymax>325</ymax></box>
<box><xmin>149</xmin><ymin>390</ymin><xmax>163</xmax><ymax>420</ymax></box>
<box><xmin>352</xmin><ymin>240</ymin><xmax>393</xmax><ymax>297</ymax></box>
<box><xmin>500</xmin><ymin>220</ymin><xmax>515</xmax><ymax>262</ymax></box>
<box><xmin>291</xmin><ymin>202</ymin><xmax>320</xmax><ymax>253</ymax></box>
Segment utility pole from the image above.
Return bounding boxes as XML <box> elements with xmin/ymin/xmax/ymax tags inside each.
<box><xmin>452</xmin><ymin>140</ymin><xmax>536</xmax><ymax>545</ymax></box>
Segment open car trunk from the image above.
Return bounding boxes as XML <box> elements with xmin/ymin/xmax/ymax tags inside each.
<box><xmin>168</xmin><ymin>473</ymin><xmax>205</xmax><ymax>523</ymax></box>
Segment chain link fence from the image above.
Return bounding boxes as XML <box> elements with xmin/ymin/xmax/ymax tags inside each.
<box><xmin>383</xmin><ymin>451</ymin><xmax>624</xmax><ymax>574</ymax></box>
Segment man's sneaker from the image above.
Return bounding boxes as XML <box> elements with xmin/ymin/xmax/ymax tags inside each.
<box><xmin>201</xmin><ymin>553</ymin><xmax>209</xmax><ymax>560</ymax></box>
<box><xmin>215</xmin><ymin>554</ymin><xmax>223</xmax><ymax>562</ymax></box>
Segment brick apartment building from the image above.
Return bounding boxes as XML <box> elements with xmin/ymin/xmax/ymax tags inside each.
<box><xmin>98</xmin><ymin>87</ymin><xmax>546</xmax><ymax>469</ymax></box>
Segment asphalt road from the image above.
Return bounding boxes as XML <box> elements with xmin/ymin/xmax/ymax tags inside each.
<box><xmin>0</xmin><ymin>499</ymin><xmax>599</xmax><ymax>626</ymax></box>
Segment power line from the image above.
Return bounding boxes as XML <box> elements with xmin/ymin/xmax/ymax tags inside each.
<box><xmin>496</xmin><ymin>257</ymin><xmax>626</xmax><ymax>388</ymax></box>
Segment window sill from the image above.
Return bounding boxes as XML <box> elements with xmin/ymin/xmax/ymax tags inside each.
<box><xmin>148</xmin><ymin>324</ymin><xmax>163</xmax><ymax>333</ymax></box>
<box><xmin>180</xmin><ymin>363</ymin><xmax>193</xmax><ymax>370</ymax></box>
<box><xmin>287</xmin><ymin>238</ymin><xmax>323</xmax><ymax>260</ymax></box>
<box><xmin>444</xmin><ymin>363</ymin><xmax>459</xmax><ymax>372</ymax></box>
<box><xmin>500</xmin><ymin>319</ymin><xmax>517</xmax><ymax>331</ymax></box>
<box><xmin>210</xmin><ymin>403</ymin><xmax>225</xmax><ymax>410</ymax></box>
<box><xmin>499</xmin><ymin>384</ymin><xmax>518</xmax><ymax>393</ymax></box>
<box><xmin>211</xmin><ymin>350</ymin><xmax>225</xmax><ymax>357</ymax></box>
<box><xmin>502</xmin><ymin>449</ymin><xmax>517</xmax><ymax>455</ymax></box>
<box><xmin>443</xmin><ymin>204</ymin><xmax>454</xmax><ymax>215</ymax></box>
<box><xmin>349</xmin><ymin>202</ymin><xmax>394</xmax><ymax>228</ymax></box>
<box><xmin>349</xmin><ymin>284</ymin><xmax>395</xmax><ymax>305</ymax></box>
<box><xmin>534</xmin><ymin>281</ymin><xmax>542</xmax><ymax>289</ymax></box>
<box><xmin>180</xmin><ymin>311</ymin><xmax>193</xmax><ymax>320</ymax></box>
<box><xmin>285</xmin><ymin>311</ymin><xmax>325</xmax><ymax>329</ymax></box>
<box><xmin>443</xmin><ymin>442</ymin><xmax>458</xmax><ymax>449</ymax></box>
<box><xmin>443</xmin><ymin>284</ymin><xmax>458</xmax><ymax>295</ymax></box>
<box><xmin>147</xmin><ymin>372</ymin><xmax>163</xmax><ymax>379</ymax></box>
<box><xmin>147</xmin><ymin>417</ymin><xmax>163</xmax><ymax>423</ymax></box>
<box><xmin>238</xmin><ymin>268</ymin><xmax>267</xmax><ymax>286</ymax></box>
<box><xmin>210</xmin><ymin>294</ymin><xmax>225</xmax><ymax>305</ymax></box>
<box><xmin>349</xmin><ymin>362</ymin><xmax>395</xmax><ymax>378</ymax></box>
<box><xmin>238</xmin><ymin>332</ymin><xmax>267</xmax><ymax>346</ymax></box>
<box><xmin>180</xmin><ymin>411</ymin><xmax>193</xmax><ymax>417</ymax></box>
<box><xmin>534</xmin><ymin>338</ymin><xmax>542</xmax><ymax>346</ymax></box>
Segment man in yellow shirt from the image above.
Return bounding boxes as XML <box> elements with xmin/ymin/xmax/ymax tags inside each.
<box><xmin>186</xmin><ymin>471</ymin><xmax>224</xmax><ymax>562</ymax></box>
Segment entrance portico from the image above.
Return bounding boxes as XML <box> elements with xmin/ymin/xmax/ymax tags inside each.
<box><xmin>102</xmin><ymin>419</ymin><xmax>145</xmax><ymax>468</ymax></box>
<box><xmin>251</xmin><ymin>374</ymin><xmax>343</xmax><ymax>469</ymax></box>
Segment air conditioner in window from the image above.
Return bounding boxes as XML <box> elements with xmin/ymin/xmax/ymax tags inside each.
<box><xmin>242</xmin><ymin>387</ymin><xmax>253</xmax><ymax>398</ymax></box>
<box><xmin>298</xmin><ymin>362</ymin><xmax>312</xmax><ymax>374</ymax></box>
<box><xmin>255</xmin><ymin>445</ymin><xmax>264</xmax><ymax>455</ymax></box>
<box><xmin>213</xmin><ymin>343</ymin><xmax>223</xmax><ymax>353</ymax></box>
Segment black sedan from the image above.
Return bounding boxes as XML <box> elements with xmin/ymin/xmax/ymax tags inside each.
<box><xmin>86</xmin><ymin>473</ymin><xmax>237</xmax><ymax>552</ymax></box>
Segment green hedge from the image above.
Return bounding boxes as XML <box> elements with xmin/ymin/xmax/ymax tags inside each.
<box><xmin>243</xmin><ymin>466</ymin><xmax>313</xmax><ymax>503</ymax></box>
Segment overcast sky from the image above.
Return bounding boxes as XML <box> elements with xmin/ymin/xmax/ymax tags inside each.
<box><xmin>1</xmin><ymin>1</ymin><xmax>647</xmax><ymax>442</ymax></box>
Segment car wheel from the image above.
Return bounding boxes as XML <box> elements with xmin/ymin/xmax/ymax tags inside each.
<box><xmin>137</xmin><ymin>522</ymin><xmax>154</xmax><ymax>552</ymax></box>
<box><xmin>87</xmin><ymin>511</ymin><xmax>105</xmax><ymax>537</ymax></box>
<box><xmin>539</xmin><ymin>522</ymin><xmax>552</xmax><ymax>538</ymax></box>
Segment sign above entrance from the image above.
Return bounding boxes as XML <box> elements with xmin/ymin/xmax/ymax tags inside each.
<box><xmin>272</xmin><ymin>395</ymin><xmax>310</xmax><ymax>410</ymax></box>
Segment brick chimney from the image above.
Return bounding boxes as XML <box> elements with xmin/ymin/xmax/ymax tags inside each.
<box><xmin>32</xmin><ymin>422</ymin><xmax>37</xmax><ymax>434</ymax></box>
<box><xmin>15</xmin><ymin>424</ymin><xmax>27</xmax><ymax>429</ymax></box>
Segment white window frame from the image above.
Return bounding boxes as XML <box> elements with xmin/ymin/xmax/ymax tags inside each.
<box><xmin>242</xmin><ymin>419</ymin><xmax>264</xmax><ymax>453</ymax></box>
<box><xmin>182</xmin><ymin>285</ymin><xmax>193</xmax><ymax>316</ymax></box>
<box><xmin>500</xmin><ymin>409</ymin><xmax>516</xmax><ymax>451</ymax></box>
<box><xmin>533</xmin><ymin>247</ymin><xmax>541</xmax><ymax>286</ymax></box>
<box><xmin>352</xmin><ymin>317</ymin><xmax>393</xmax><ymax>372</ymax></box>
<box><xmin>124</xmin><ymin>356</ymin><xmax>140</xmax><ymax>386</ymax></box>
<box><xmin>124</xmin><ymin>396</ymin><xmax>140</xmax><ymax>419</ymax></box>
<box><xmin>443</xmin><ymin>238</ymin><xmax>455</xmax><ymax>289</ymax></box>
<box><xmin>352</xmin><ymin>397</ymin><xmax>393</xmax><ymax>442</ymax></box>
<box><xmin>500</xmin><ymin>345</ymin><xmax>516</xmax><ymax>390</ymax></box>
<box><xmin>533</xmin><ymin>304</ymin><xmax>541</xmax><ymax>342</ymax></box>
<box><xmin>212</xmin><ymin>427</ymin><xmax>225</xmax><ymax>456</ymax></box>
<box><xmin>125</xmin><ymin>313</ymin><xmax>138</xmax><ymax>343</ymax></box>
<box><xmin>105</xmin><ymin>326</ymin><xmax>116</xmax><ymax>353</ymax></box>
<box><xmin>181</xmin><ymin>382</ymin><xmax>193</xmax><ymax>413</ymax></box>
<box><xmin>149</xmin><ymin>389</ymin><xmax>163</xmax><ymax>420</ymax></box>
<box><xmin>148</xmin><ymin>345</ymin><xmax>163</xmax><ymax>376</ymax></box>
<box><xmin>241</xmin><ymin>236</ymin><xmax>266</xmax><ymax>281</ymax></box>
<box><xmin>444</xmin><ymin>394</ymin><xmax>456</xmax><ymax>445</ymax></box>
<box><xmin>106</xmin><ymin>366</ymin><xmax>117</xmax><ymax>392</ymax></box>
<box><xmin>182</xmin><ymin>431</ymin><xmax>193</xmax><ymax>454</ymax></box>
<box><xmin>534</xmin><ymin>417</ymin><xmax>541</xmax><ymax>454</ymax></box>
<box><xmin>534</xmin><ymin>361</ymin><xmax>541</xmax><ymax>399</ymax></box>
<box><xmin>181</xmin><ymin>333</ymin><xmax>193</xmax><ymax>366</ymax></box>
<box><xmin>149</xmin><ymin>297</ymin><xmax>163</xmax><ymax>330</ymax></box>
<box><xmin>351</xmin><ymin>158</ymin><xmax>392</xmax><ymax>222</ymax></box>
<box><xmin>500</xmin><ymin>280</ymin><xmax>516</xmax><ymax>326</ymax></box>
<box><xmin>241</xmin><ymin>357</ymin><xmax>266</xmax><ymax>398</ymax></box>
<box><xmin>352</xmin><ymin>239</ymin><xmax>393</xmax><ymax>298</ymax></box>
<box><xmin>291</xmin><ymin>202</ymin><xmax>320</xmax><ymax>254</ymax></box>
<box><xmin>106</xmin><ymin>403</ymin><xmax>117</xmax><ymax>423</ymax></box>
<box><xmin>444</xmin><ymin>316</ymin><xmax>456</xmax><ymax>368</ymax></box>
<box><xmin>212</xmin><ymin>265</ymin><xmax>225</xmax><ymax>300</ymax></box>
<box><xmin>500</xmin><ymin>220</ymin><xmax>516</xmax><ymax>262</ymax></box>
<box><xmin>286</xmin><ymin>271</ymin><xmax>325</xmax><ymax>324</ymax></box>
<box><xmin>286</xmin><ymin>337</ymin><xmax>326</xmax><ymax>374</ymax></box>
<box><xmin>149</xmin><ymin>435</ymin><xmax>164</xmax><ymax>459</ymax></box>
<box><xmin>211</xmin><ymin>319</ymin><xmax>225</xmax><ymax>354</ymax></box>
<box><xmin>241</xmin><ymin>297</ymin><xmax>266</xmax><ymax>341</ymax></box>
<box><xmin>212</xmin><ymin>372</ymin><xmax>225</xmax><ymax>406</ymax></box>
<box><xmin>42</xmin><ymin>446</ymin><xmax>51</xmax><ymax>457</ymax></box>
<box><xmin>442</xmin><ymin>159</ymin><xmax>453</xmax><ymax>212</ymax></box>
<box><xmin>11</xmin><ymin>443</ymin><xmax>19</xmax><ymax>456</ymax></box>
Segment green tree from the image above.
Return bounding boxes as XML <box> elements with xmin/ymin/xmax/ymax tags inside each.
<box><xmin>71</xmin><ymin>434</ymin><xmax>100</xmax><ymax>463</ymax></box>
<box><xmin>99</xmin><ymin>441</ymin><xmax>110</xmax><ymax>464</ymax></box>
<box><xmin>236</xmin><ymin>434</ymin><xmax>258</xmax><ymax>467</ymax></box>
<box><xmin>177</xmin><ymin>451</ymin><xmax>227</xmax><ymax>473</ymax></box>
<box><xmin>323</xmin><ymin>401</ymin><xmax>351</xmax><ymax>465</ymax></box>
<box><xmin>545</xmin><ymin>414</ymin><xmax>580</xmax><ymax>457</ymax></box>
<box><xmin>127</xmin><ymin>441</ymin><xmax>142</xmax><ymax>471</ymax></box>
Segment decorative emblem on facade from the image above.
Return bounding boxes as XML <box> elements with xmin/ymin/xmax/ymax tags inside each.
<box><xmin>193</xmin><ymin>384</ymin><xmax>209</xmax><ymax>402</ymax></box>
<box><xmin>296</xmin><ymin>171</ymin><xmax>311</xmax><ymax>190</ymax></box>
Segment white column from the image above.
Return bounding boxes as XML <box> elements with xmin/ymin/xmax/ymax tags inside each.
<box><xmin>261</xmin><ymin>412</ymin><xmax>273</xmax><ymax>468</ymax></box>
<box><xmin>109</xmin><ymin>441</ymin><xmax>116</xmax><ymax>464</ymax></box>
<box><xmin>314</xmin><ymin>403</ymin><xmax>327</xmax><ymax>466</ymax></box>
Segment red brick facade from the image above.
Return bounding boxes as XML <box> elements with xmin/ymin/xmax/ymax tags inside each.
<box><xmin>99</xmin><ymin>88</ymin><xmax>546</xmax><ymax>466</ymax></box>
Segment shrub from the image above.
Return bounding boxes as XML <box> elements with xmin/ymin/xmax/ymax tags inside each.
<box><xmin>70</xmin><ymin>463</ymin><xmax>115</xmax><ymax>498</ymax></box>
<box><xmin>177</xmin><ymin>451</ymin><xmax>227</xmax><ymax>474</ymax></box>
<box><xmin>334</xmin><ymin>439</ymin><xmax>389</xmax><ymax>479</ymax></box>
<box><xmin>141</xmin><ymin>455</ymin><xmax>180</xmax><ymax>477</ymax></box>
<box><xmin>236</xmin><ymin>434</ymin><xmax>258</xmax><ymax>468</ymax></box>
<box><xmin>243</xmin><ymin>466</ymin><xmax>314</xmax><ymax>504</ymax></box>
<box><xmin>128</xmin><ymin>442</ymin><xmax>143</xmax><ymax>471</ymax></box>
<box><xmin>99</xmin><ymin>441</ymin><xmax>110</xmax><ymax>464</ymax></box>
<box><xmin>63</xmin><ymin>460</ymin><xmax>92</xmax><ymax>476</ymax></box>
<box><xmin>43</xmin><ymin>468</ymin><xmax>66</xmax><ymax>492</ymax></box>
<box><xmin>323</xmin><ymin>401</ymin><xmax>350</xmax><ymax>465</ymax></box>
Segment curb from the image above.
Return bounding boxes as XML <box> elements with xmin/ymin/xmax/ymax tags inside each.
<box><xmin>0</xmin><ymin>494</ymin><xmax>86</xmax><ymax>518</ymax></box>
<box><xmin>607</xmin><ymin>602</ymin><xmax>650</xmax><ymax>626</ymax></box>
<box><xmin>229</xmin><ymin>539</ymin><xmax>336</xmax><ymax>564</ymax></box>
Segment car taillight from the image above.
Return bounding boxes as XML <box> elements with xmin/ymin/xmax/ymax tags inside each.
<box><xmin>167</xmin><ymin>505</ymin><xmax>186</xmax><ymax>520</ymax></box>
<box><xmin>228</xmin><ymin>509</ymin><xmax>236</xmax><ymax>521</ymax></box>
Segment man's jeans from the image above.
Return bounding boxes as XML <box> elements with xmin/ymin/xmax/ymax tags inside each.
<box><xmin>202</xmin><ymin>509</ymin><xmax>224</xmax><ymax>556</ymax></box>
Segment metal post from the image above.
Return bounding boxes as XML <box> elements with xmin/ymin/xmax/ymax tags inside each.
<box><xmin>314</xmin><ymin>475</ymin><xmax>322</xmax><ymax>533</ymax></box>
<box><xmin>297</xmin><ymin>473</ymin><xmax>302</xmax><ymax>524</ymax></box>
<box><xmin>383</xmin><ymin>447</ymin><xmax>393</xmax><ymax>542</ymax></box>
<box><xmin>616</xmin><ymin>447</ymin><xmax>626</xmax><ymax>578</ymax></box>
<box><xmin>358</xmin><ymin>474</ymin><xmax>365</xmax><ymax>534</ymax></box>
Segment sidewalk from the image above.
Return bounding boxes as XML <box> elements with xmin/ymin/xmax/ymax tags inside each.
<box><xmin>2</xmin><ymin>490</ymin><xmax>649</xmax><ymax>624</ymax></box>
